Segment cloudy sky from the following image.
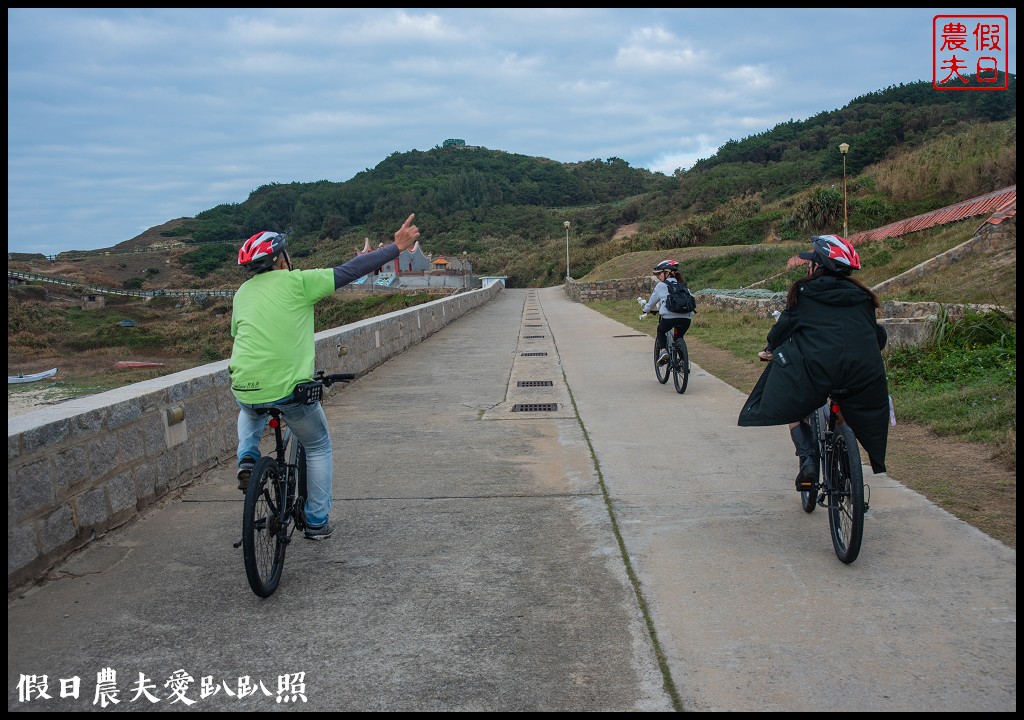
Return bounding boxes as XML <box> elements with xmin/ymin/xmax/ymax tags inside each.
<box><xmin>7</xmin><ymin>8</ymin><xmax>1016</xmax><ymax>256</ymax></box>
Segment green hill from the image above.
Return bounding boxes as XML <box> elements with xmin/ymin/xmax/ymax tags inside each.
<box><xmin>13</xmin><ymin>75</ymin><xmax>1012</xmax><ymax>291</ymax></box>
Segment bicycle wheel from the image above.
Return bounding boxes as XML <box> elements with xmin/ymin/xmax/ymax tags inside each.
<box><xmin>242</xmin><ymin>457</ymin><xmax>288</xmax><ymax>597</ymax></box>
<box><xmin>672</xmin><ymin>337</ymin><xmax>689</xmax><ymax>394</ymax></box>
<box><xmin>827</xmin><ymin>424</ymin><xmax>865</xmax><ymax>564</ymax></box>
<box><xmin>801</xmin><ymin>413</ymin><xmax>823</xmax><ymax>514</ymax></box>
<box><xmin>654</xmin><ymin>336</ymin><xmax>669</xmax><ymax>384</ymax></box>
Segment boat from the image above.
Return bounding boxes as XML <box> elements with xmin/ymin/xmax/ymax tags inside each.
<box><xmin>8</xmin><ymin>368</ymin><xmax>58</xmax><ymax>384</ymax></box>
<box><xmin>113</xmin><ymin>361</ymin><xmax>166</xmax><ymax>370</ymax></box>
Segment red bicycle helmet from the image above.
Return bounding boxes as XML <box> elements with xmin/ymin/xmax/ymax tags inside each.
<box><xmin>799</xmin><ymin>235</ymin><xmax>860</xmax><ymax>275</ymax></box>
<box><xmin>653</xmin><ymin>259</ymin><xmax>680</xmax><ymax>273</ymax></box>
<box><xmin>238</xmin><ymin>231</ymin><xmax>287</xmax><ymax>272</ymax></box>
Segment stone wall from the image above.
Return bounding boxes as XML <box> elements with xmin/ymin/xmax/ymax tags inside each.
<box><xmin>7</xmin><ymin>283</ymin><xmax>502</xmax><ymax>592</ymax></box>
<box><xmin>565</xmin><ymin>275</ymin><xmax>656</xmax><ymax>303</ymax></box>
<box><xmin>870</xmin><ymin>216</ymin><xmax>1015</xmax><ymax>297</ymax></box>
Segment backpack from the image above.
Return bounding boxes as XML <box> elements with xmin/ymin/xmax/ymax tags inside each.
<box><xmin>664</xmin><ymin>280</ymin><xmax>697</xmax><ymax>314</ymax></box>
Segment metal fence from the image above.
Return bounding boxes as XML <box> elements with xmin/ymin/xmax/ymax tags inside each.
<box><xmin>7</xmin><ymin>271</ymin><xmax>236</xmax><ymax>299</ymax></box>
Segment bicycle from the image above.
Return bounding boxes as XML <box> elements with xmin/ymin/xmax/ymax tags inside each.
<box><xmin>798</xmin><ymin>392</ymin><xmax>870</xmax><ymax>564</ymax></box>
<box><xmin>233</xmin><ymin>370</ymin><xmax>354</xmax><ymax>597</ymax></box>
<box><xmin>641</xmin><ymin>300</ymin><xmax>690</xmax><ymax>394</ymax></box>
<box><xmin>654</xmin><ymin>326</ymin><xmax>690</xmax><ymax>394</ymax></box>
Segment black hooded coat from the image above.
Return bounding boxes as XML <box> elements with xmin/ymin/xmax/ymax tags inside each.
<box><xmin>737</xmin><ymin>274</ymin><xmax>890</xmax><ymax>473</ymax></box>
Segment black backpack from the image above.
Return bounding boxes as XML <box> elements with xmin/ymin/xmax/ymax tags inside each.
<box><xmin>664</xmin><ymin>280</ymin><xmax>697</xmax><ymax>314</ymax></box>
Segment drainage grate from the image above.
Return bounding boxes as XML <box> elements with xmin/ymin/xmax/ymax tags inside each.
<box><xmin>517</xmin><ymin>380</ymin><xmax>553</xmax><ymax>387</ymax></box>
<box><xmin>523</xmin><ymin>335</ymin><xmax>546</xmax><ymax>339</ymax></box>
<box><xmin>520</xmin><ymin>351</ymin><xmax>548</xmax><ymax>356</ymax></box>
<box><xmin>512</xmin><ymin>403</ymin><xmax>558</xmax><ymax>412</ymax></box>
<box><xmin>525</xmin><ymin>324</ymin><xmax>542</xmax><ymax>327</ymax></box>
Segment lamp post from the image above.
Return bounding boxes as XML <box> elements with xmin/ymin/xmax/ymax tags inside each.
<box><xmin>462</xmin><ymin>251</ymin><xmax>468</xmax><ymax>288</ymax></box>
<box><xmin>839</xmin><ymin>142</ymin><xmax>850</xmax><ymax>238</ymax></box>
<box><xmin>564</xmin><ymin>221</ymin><xmax>571</xmax><ymax>280</ymax></box>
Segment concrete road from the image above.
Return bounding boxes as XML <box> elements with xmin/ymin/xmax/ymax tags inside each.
<box><xmin>7</xmin><ymin>287</ymin><xmax>1015</xmax><ymax>712</ymax></box>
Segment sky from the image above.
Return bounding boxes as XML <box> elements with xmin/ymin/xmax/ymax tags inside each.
<box><xmin>7</xmin><ymin>8</ymin><xmax>1017</xmax><ymax>257</ymax></box>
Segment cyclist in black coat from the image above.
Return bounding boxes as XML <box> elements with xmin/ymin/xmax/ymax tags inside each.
<box><xmin>738</xmin><ymin>235</ymin><xmax>890</xmax><ymax>488</ymax></box>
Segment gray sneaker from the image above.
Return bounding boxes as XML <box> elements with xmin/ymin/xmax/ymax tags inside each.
<box><xmin>304</xmin><ymin>521</ymin><xmax>334</xmax><ymax>541</ymax></box>
<box><xmin>236</xmin><ymin>455</ymin><xmax>258</xmax><ymax>491</ymax></box>
<box><xmin>657</xmin><ymin>350</ymin><xmax>669</xmax><ymax>366</ymax></box>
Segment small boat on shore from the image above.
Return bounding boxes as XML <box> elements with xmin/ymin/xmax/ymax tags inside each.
<box><xmin>8</xmin><ymin>368</ymin><xmax>58</xmax><ymax>384</ymax></box>
<box><xmin>113</xmin><ymin>361</ymin><xmax>166</xmax><ymax>370</ymax></box>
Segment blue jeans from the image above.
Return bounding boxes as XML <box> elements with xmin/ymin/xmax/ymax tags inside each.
<box><xmin>236</xmin><ymin>397</ymin><xmax>334</xmax><ymax>527</ymax></box>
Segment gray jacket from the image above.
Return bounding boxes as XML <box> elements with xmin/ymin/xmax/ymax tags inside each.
<box><xmin>643</xmin><ymin>279</ymin><xmax>694</xmax><ymax>319</ymax></box>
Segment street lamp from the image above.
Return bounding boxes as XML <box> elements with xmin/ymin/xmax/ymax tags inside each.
<box><xmin>564</xmin><ymin>221</ymin><xmax>571</xmax><ymax>280</ymax></box>
<box><xmin>839</xmin><ymin>142</ymin><xmax>850</xmax><ymax>238</ymax></box>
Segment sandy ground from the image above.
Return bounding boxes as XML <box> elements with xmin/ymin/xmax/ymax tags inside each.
<box><xmin>7</xmin><ymin>384</ymin><xmax>76</xmax><ymax>419</ymax></box>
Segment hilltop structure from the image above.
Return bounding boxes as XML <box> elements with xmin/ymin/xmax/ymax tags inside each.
<box><xmin>353</xmin><ymin>238</ymin><xmax>473</xmax><ymax>289</ymax></box>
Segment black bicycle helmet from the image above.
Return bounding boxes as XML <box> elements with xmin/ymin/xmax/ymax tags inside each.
<box><xmin>653</xmin><ymin>259</ymin><xmax>680</xmax><ymax>273</ymax></box>
<box><xmin>798</xmin><ymin>234</ymin><xmax>861</xmax><ymax>275</ymax></box>
<box><xmin>238</xmin><ymin>231</ymin><xmax>287</xmax><ymax>272</ymax></box>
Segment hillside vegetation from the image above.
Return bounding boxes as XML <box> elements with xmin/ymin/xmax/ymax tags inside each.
<box><xmin>8</xmin><ymin>76</ymin><xmax>1015</xmax><ymax>289</ymax></box>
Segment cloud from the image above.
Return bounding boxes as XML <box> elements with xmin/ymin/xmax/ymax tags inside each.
<box><xmin>7</xmin><ymin>8</ymin><xmax>1016</xmax><ymax>255</ymax></box>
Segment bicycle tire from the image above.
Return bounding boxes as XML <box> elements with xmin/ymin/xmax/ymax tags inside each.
<box><xmin>672</xmin><ymin>337</ymin><xmax>689</xmax><ymax>394</ymax></box>
<box><xmin>801</xmin><ymin>413</ymin><xmax>823</xmax><ymax>514</ymax></box>
<box><xmin>654</xmin><ymin>336</ymin><xmax>669</xmax><ymax>384</ymax></box>
<box><xmin>242</xmin><ymin>456</ymin><xmax>288</xmax><ymax>597</ymax></box>
<box><xmin>827</xmin><ymin>424</ymin><xmax>865</xmax><ymax>564</ymax></box>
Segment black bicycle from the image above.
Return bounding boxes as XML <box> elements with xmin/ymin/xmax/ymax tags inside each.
<box><xmin>234</xmin><ymin>371</ymin><xmax>354</xmax><ymax>597</ymax></box>
<box><xmin>799</xmin><ymin>393</ymin><xmax>870</xmax><ymax>564</ymax></box>
<box><xmin>654</xmin><ymin>326</ymin><xmax>690</xmax><ymax>394</ymax></box>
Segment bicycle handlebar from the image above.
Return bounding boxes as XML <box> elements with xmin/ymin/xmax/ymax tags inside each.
<box><xmin>314</xmin><ymin>371</ymin><xmax>356</xmax><ymax>386</ymax></box>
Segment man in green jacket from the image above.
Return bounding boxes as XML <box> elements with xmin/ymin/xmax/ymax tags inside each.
<box><xmin>230</xmin><ymin>214</ymin><xmax>420</xmax><ymax>539</ymax></box>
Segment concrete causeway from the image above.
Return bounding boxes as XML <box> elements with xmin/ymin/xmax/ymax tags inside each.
<box><xmin>7</xmin><ymin>286</ymin><xmax>1016</xmax><ymax>711</ymax></box>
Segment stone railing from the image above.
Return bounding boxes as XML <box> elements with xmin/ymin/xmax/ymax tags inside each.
<box><xmin>7</xmin><ymin>283</ymin><xmax>502</xmax><ymax>592</ymax></box>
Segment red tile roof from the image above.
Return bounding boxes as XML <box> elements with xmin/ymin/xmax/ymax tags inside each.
<box><xmin>786</xmin><ymin>185</ymin><xmax>1016</xmax><ymax>270</ymax></box>
<box><xmin>848</xmin><ymin>185</ymin><xmax>1016</xmax><ymax>245</ymax></box>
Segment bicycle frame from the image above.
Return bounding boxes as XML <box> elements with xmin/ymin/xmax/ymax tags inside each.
<box><xmin>271</xmin><ymin>414</ymin><xmax>300</xmax><ymax>476</ymax></box>
<box><xmin>267</xmin><ymin>415</ymin><xmax>304</xmax><ymax>534</ymax></box>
